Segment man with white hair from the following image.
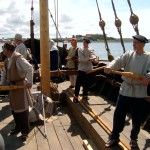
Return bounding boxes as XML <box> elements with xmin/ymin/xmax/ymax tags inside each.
<box><xmin>14</xmin><ymin>33</ymin><xmax>27</xmax><ymax>59</ymax></box>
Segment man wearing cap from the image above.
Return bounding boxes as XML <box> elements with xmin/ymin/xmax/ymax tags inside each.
<box><xmin>66</xmin><ymin>38</ymin><xmax>79</xmax><ymax>88</ymax></box>
<box><xmin>74</xmin><ymin>38</ymin><xmax>98</xmax><ymax>102</ymax></box>
<box><xmin>1</xmin><ymin>43</ymin><xmax>33</xmax><ymax>141</ymax></box>
<box><xmin>14</xmin><ymin>33</ymin><xmax>28</xmax><ymax>59</ymax></box>
<box><xmin>104</xmin><ymin>35</ymin><xmax>150</xmax><ymax>148</ymax></box>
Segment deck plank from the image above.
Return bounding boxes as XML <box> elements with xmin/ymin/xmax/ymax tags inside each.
<box><xmin>63</xmin><ymin>125</ymin><xmax>85</xmax><ymax>150</ymax></box>
<box><xmin>0</xmin><ymin>92</ymin><xmax>86</xmax><ymax>150</ymax></box>
<box><xmin>34</xmin><ymin>125</ymin><xmax>50</xmax><ymax>150</ymax></box>
<box><xmin>61</xmin><ymin>81</ymin><xmax>150</xmax><ymax>150</ymax></box>
<box><xmin>1</xmin><ymin>80</ymin><xmax>150</xmax><ymax>150</ymax></box>
<box><xmin>54</xmin><ymin>126</ymin><xmax>74</xmax><ymax>150</ymax></box>
<box><xmin>46</xmin><ymin>122</ymin><xmax>62</xmax><ymax>150</ymax></box>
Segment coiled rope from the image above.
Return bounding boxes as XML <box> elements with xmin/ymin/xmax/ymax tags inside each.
<box><xmin>127</xmin><ymin>0</ymin><xmax>139</xmax><ymax>35</ymax></box>
<box><xmin>95</xmin><ymin>0</ymin><xmax>114</xmax><ymax>62</ymax></box>
<box><xmin>111</xmin><ymin>0</ymin><xmax>126</xmax><ymax>53</ymax></box>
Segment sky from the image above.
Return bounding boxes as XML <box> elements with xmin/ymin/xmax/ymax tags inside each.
<box><xmin>0</xmin><ymin>0</ymin><xmax>150</xmax><ymax>39</ymax></box>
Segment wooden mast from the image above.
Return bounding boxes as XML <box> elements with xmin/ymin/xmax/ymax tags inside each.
<box><xmin>39</xmin><ymin>0</ymin><xmax>50</xmax><ymax>96</ymax></box>
<box><xmin>30</xmin><ymin>0</ymin><xmax>35</xmax><ymax>56</ymax></box>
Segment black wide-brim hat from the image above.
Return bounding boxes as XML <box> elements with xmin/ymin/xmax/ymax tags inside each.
<box><xmin>132</xmin><ymin>35</ymin><xmax>148</xmax><ymax>43</ymax></box>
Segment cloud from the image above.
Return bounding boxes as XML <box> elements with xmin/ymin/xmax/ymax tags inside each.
<box><xmin>59</xmin><ymin>14</ymin><xmax>73</xmax><ymax>23</ymax></box>
<box><xmin>0</xmin><ymin>0</ymin><xmax>150</xmax><ymax>39</ymax></box>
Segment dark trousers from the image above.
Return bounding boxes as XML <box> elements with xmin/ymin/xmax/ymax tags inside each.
<box><xmin>75</xmin><ymin>70</ymin><xmax>91</xmax><ymax>97</ymax></box>
<box><xmin>110</xmin><ymin>94</ymin><xmax>150</xmax><ymax>140</ymax></box>
<box><xmin>12</xmin><ymin>109</ymin><xmax>30</xmax><ymax>135</ymax></box>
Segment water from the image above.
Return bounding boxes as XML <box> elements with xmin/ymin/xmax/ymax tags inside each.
<box><xmin>58</xmin><ymin>41</ymin><xmax>150</xmax><ymax>60</ymax></box>
<box><xmin>1</xmin><ymin>42</ymin><xmax>150</xmax><ymax>60</ymax></box>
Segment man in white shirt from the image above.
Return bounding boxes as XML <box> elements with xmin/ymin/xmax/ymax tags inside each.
<box><xmin>1</xmin><ymin>43</ymin><xmax>33</xmax><ymax>141</ymax></box>
<box><xmin>104</xmin><ymin>35</ymin><xmax>150</xmax><ymax>148</ymax></box>
<box><xmin>74</xmin><ymin>38</ymin><xmax>98</xmax><ymax>102</ymax></box>
<box><xmin>14</xmin><ymin>33</ymin><xmax>28</xmax><ymax>59</ymax></box>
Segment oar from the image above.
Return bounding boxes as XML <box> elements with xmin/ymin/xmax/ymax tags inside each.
<box><xmin>112</xmin><ymin>70</ymin><xmax>150</xmax><ymax>103</ymax></box>
<box><xmin>86</xmin><ymin>66</ymin><xmax>105</xmax><ymax>74</ymax></box>
<box><xmin>0</xmin><ymin>85</ymin><xmax>26</xmax><ymax>91</ymax></box>
<box><xmin>0</xmin><ymin>62</ymin><xmax>4</xmax><ymax>69</ymax></box>
<box><xmin>50</xmin><ymin>70</ymin><xmax>78</xmax><ymax>76</ymax></box>
<box><xmin>87</xmin><ymin>66</ymin><xmax>143</xmax><ymax>80</ymax></box>
<box><xmin>111</xmin><ymin>70</ymin><xmax>143</xmax><ymax>80</ymax></box>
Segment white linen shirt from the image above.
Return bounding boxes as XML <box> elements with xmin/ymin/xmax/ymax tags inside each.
<box><xmin>0</xmin><ymin>52</ymin><xmax>33</xmax><ymax>85</ymax></box>
<box><xmin>0</xmin><ymin>52</ymin><xmax>33</xmax><ymax>112</ymax></box>
<box><xmin>15</xmin><ymin>43</ymin><xmax>27</xmax><ymax>59</ymax></box>
<box><xmin>108</xmin><ymin>50</ymin><xmax>150</xmax><ymax>98</ymax></box>
<box><xmin>78</xmin><ymin>47</ymin><xmax>96</xmax><ymax>72</ymax></box>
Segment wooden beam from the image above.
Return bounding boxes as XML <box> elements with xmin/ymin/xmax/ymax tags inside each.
<box><xmin>39</xmin><ymin>0</ymin><xmax>50</xmax><ymax>96</ymax></box>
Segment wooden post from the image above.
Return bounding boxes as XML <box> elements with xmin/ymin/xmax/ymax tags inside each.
<box><xmin>39</xmin><ymin>0</ymin><xmax>50</xmax><ymax>96</ymax></box>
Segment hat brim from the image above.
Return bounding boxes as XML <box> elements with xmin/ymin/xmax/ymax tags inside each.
<box><xmin>132</xmin><ymin>36</ymin><xmax>148</xmax><ymax>43</ymax></box>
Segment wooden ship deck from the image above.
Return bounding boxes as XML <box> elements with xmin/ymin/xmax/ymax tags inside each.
<box><xmin>0</xmin><ymin>87</ymin><xmax>88</xmax><ymax>150</ymax></box>
<box><xmin>0</xmin><ymin>81</ymin><xmax>150</xmax><ymax>150</ymax></box>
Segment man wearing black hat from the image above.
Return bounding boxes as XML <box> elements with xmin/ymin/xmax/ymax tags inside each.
<box><xmin>104</xmin><ymin>35</ymin><xmax>150</xmax><ymax>148</ymax></box>
<box><xmin>73</xmin><ymin>38</ymin><xmax>98</xmax><ymax>102</ymax></box>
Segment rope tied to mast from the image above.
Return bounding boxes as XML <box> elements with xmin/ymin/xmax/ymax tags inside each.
<box><xmin>48</xmin><ymin>8</ymin><xmax>63</xmax><ymax>79</ymax></box>
<box><xmin>111</xmin><ymin>0</ymin><xmax>126</xmax><ymax>53</ymax></box>
<box><xmin>96</xmin><ymin>0</ymin><xmax>114</xmax><ymax>62</ymax></box>
<box><xmin>127</xmin><ymin>0</ymin><xmax>139</xmax><ymax>35</ymax></box>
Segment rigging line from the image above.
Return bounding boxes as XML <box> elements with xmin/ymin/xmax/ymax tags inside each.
<box><xmin>126</xmin><ymin>0</ymin><xmax>139</xmax><ymax>35</ymax></box>
<box><xmin>48</xmin><ymin>9</ymin><xmax>63</xmax><ymax>41</ymax></box>
<box><xmin>54</xmin><ymin>0</ymin><xmax>57</xmax><ymax>37</ymax></box>
<box><xmin>127</xmin><ymin>0</ymin><xmax>133</xmax><ymax>14</ymax></box>
<box><xmin>54</xmin><ymin>0</ymin><xmax>59</xmax><ymax>45</ymax></box>
<box><xmin>111</xmin><ymin>0</ymin><xmax>126</xmax><ymax>53</ymax></box>
<box><xmin>53</xmin><ymin>0</ymin><xmax>60</xmax><ymax>72</ymax></box>
<box><xmin>95</xmin><ymin>0</ymin><xmax>102</xmax><ymax>20</ymax></box>
<box><xmin>15</xmin><ymin>0</ymin><xmax>28</xmax><ymax>29</ymax></box>
<box><xmin>57</xmin><ymin>0</ymin><xmax>59</xmax><ymax>44</ymax></box>
<box><xmin>56</xmin><ymin>0</ymin><xmax>60</xmax><ymax>72</ymax></box>
<box><xmin>95</xmin><ymin>0</ymin><xmax>114</xmax><ymax>62</ymax></box>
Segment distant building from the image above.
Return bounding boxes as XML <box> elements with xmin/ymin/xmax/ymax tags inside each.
<box><xmin>85</xmin><ymin>34</ymin><xmax>104</xmax><ymax>40</ymax></box>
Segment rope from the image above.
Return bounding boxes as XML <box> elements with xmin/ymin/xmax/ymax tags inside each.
<box><xmin>48</xmin><ymin>7</ymin><xmax>62</xmax><ymax>77</ymax></box>
<box><xmin>48</xmin><ymin>9</ymin><xmax>63</xmax><ymax>41</ymax></box>
<box><xmin>127</xmin><ymin>0</ymin><xmax>139</xmax><ymax>35</ymax></box>
<box><xmin>95</xmin><ymin>0</ymin><xmax>114</xmax><ymax>62</ymax></box>
<box><xmin>111</xmin><ymin>0</ymin><xmax>126</xmax><ymax>53</ymax></box>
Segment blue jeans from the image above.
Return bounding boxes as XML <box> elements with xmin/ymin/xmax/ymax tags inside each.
<box><xmin>110</xmin><ymin>94</ymin><xmax>150</xmax><ymax>140</ymax></box>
